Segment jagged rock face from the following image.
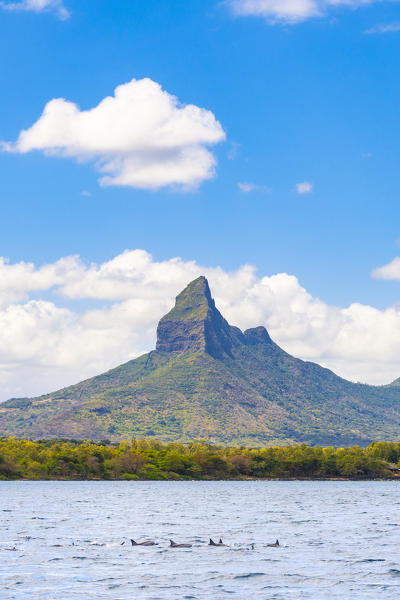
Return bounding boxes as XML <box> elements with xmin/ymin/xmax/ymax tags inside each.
<box><xmin>156</xmin><ymin>276</ymin><xmax>243</xmax><ymax>358</ymax></box>
<box><xmin>244</xmin><ymin>326</ymin><xmax>272</xmax><ymax>346</ymax></box>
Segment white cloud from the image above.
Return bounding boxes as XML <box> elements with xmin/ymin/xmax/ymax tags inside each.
<box><xmin>0</xmin><ymin>0</ymin><xmax>69</xmax><ymax>19</ymax></box>
<box><xmin>365</xmin><ymin>22</ymin><xmax>400</xmax><ymax>34</ymax></box>
<box><xmin>296</xmin><ymin>181</ymin><xmax>313</xmax><ymax>194</ymax></box>
<box><xmin>372</xmin><ymin>256</ymin><xmax>400</xmax><ymax>280</ymax></box>
<box><xmin>227</xmin><ymin>141</ymin><xmax>241</xmax><ymax>160</ymax></box>
<box><xmin>2</xmin><ymin>78</ymin><xmax>226</xmax><ymax>191</ymax></box>
<box><xmin>238</xmin><ymin>182</ymin><xmax>258</xmax><ymax>193</ymax></box>
<box><xmin>228</xmin><ymin>0</ymin><xmax>321</xmax><ymax>23</ymax></box>
<box><xmin>1</xmin><ymin>249</ymin><xmax>400</xmax><ymax>401</ymax></box>
<box><xmin>238</xmin><ymin>181</ymin><xmax>270</xmax><ymax>193</ymax></box>
<box><xmin>0</xmin><ymin>255</ymin><xmax>78</xmax><ymax>308</ymax></box>
<box><xmin>227</xmin><ymin>0</ymin><xmax>396</xmax><ymax>24</ymax></box>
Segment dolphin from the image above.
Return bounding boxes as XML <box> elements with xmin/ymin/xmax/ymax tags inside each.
<box><xmin>169</xmin><ymin>539</ymin><xmax>192</xmax><ymax>548</ymax></box>
<box><xmin>131</xmin><ymin>539</ymin><xmax>157</xmax><ymax>546</ymax></box>
<box><xmin>267</xmin><ymin>539</ymin><xmax>280</xmax><ymax>547</ymax></box>
<box><xmin>209</xmin><ymin>538</ymin><xmax>227</xmax><ymax>546</ymax></box>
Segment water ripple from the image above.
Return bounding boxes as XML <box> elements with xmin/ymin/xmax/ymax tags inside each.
<box><xmin>1</xmin><ymin>481</ymin><xmax>400</xmax><ymax>599</ymax></box>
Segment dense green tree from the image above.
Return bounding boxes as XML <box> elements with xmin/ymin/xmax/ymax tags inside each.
<box><xmin>0</xmin><ymin>437</ymin><xmax>397</xmax><ymax>481</ymax></box>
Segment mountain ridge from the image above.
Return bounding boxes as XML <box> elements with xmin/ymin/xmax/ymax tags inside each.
<box><xmin>1</xmin><ymin>276</ymin><xmax>400</xmax><ymax>446</ymax></box>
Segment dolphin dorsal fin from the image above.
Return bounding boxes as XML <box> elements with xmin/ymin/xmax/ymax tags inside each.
<box><xmin>130</xmin><ymin>539</ymin><xmax>136</xmax><ymax>546</ymax></box>
<box><xmin>219</xmin><ymin>538</ymin><xmax>223</xmax><ymax>544</ymax></box>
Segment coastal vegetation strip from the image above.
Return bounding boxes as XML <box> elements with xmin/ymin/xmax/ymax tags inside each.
<box><xmin>1</xmin><ymin>438</ymin><xmax>400</xmax><ymax>481</ymax></box>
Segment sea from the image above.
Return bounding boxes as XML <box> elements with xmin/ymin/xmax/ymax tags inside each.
<box><xmin>1</xmin><ymin>480</ymin><xmax>399</xmax><ymax>599</ymax></box>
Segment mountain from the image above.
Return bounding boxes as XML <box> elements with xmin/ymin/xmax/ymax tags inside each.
<box><xmin>1</xmin><ymin>276</ymin><xmax>400</xmax><ymax>446</ymax></box>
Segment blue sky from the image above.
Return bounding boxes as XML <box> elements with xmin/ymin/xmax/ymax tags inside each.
<box><xmin>1</xmin><ymin>0</ymin><xmax>400</xmax><ymax>398</ymax></box>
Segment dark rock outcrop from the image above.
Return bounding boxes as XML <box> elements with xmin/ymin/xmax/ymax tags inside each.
<box><xmin>156</xmin><ymin>276</ymin><xmax>242</xmax><ymax>358</ymax></box>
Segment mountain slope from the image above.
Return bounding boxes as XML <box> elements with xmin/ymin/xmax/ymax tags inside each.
<box><xmin>1</xmin><ymin>276</ymin><xmax>400</xmax><ymax>446</ymax></box>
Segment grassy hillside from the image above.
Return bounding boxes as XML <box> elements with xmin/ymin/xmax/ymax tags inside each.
<box><xmin>1</xmin><ymin>276</ymin><xmax>400</xmax><ymax>446</ymax></box>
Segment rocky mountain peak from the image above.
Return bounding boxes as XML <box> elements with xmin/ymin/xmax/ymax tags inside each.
<box><xmin>163</xmin><ymin>276</ymin><xmax>215</xmax><ymax>321</ymax></box>
<box><xmin>156</xmin><ymin>276</ymin><xmax>239</xmax><ymax>358</ymax></box>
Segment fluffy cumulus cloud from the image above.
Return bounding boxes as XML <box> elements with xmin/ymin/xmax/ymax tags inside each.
<box><xmin>227</xmin><ymin>0</ymin><xmax>395</xmax><ymax>24</ymax></box>
<box><xmin>0</xmin><ymin>0</ymin><xmax>69</xmax><ymax>19</ymax></box>
<box><xmin>296</xmin><ymin>181</ymin><xmax>313</xmax><ymax>194</ymax></box>
<box><xmin>1</xmin><ymin>249</ymin><xmax>400</xmax><ymax>401</ymax></box>
<box><xmin>372</xmin><ymin>256</ymin><xmax>400</xmax><ymax>280</ymax></box>
<box><xmin>0</xmin><ymin>255</ymin><xmax>81</xmax><ymax>307</ymax></box>
<box><xmin>2</xmin><ymin>78</ymin><xmax>226</xmax><ymax>190</ymax></box>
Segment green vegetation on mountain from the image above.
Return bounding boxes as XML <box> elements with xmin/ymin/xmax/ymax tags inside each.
<box><xmin>1</xmin><ymin>437</ymin><xmax>399</xmax><ymax>480</ymax></box>
<box><xmin>1</xmin><ymin>276</ymin><xmax>400</xmax><ymax>446</ymax></box>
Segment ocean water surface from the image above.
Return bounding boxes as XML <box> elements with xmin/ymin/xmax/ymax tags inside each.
<box><xmin>1</xmin><ymin>481</ymin><xmax>400</xmax><ymax>599</ymax></box>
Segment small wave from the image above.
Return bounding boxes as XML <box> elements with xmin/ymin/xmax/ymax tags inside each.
<box><xmin>356</xmin><ymin>559</ymin><xmax>385</xmax><ymax>563</ymax></box>
<box><xmin>234</xmin><ymin>572</ymin><xmax>265</xmax><ymax>579</ymax></box>
<box><xmin>89</xmin><ymin>542</ymin><xmax>105</xmax><ymax>546</ymax></box>
<box><xmin>261</xmin><ymin>558</ymin><xmax>280</xmax><ymax>563</ymax></box>
<box><xmin>389</xmin><ymin>569</ymin><xmax>400</xmax><ymax>576</ymax></box>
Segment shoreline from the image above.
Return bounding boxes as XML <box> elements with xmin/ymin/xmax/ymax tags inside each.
<box><xmin>2</xmin><ymin>476</ymin><xmax>400</xmax><ymax>482</ymax></box>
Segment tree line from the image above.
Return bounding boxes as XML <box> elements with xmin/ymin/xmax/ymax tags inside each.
<box><xmin>0</xmin><ymin>437</ymin><xmax>399</xmax><ymax>480</ymax></box>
